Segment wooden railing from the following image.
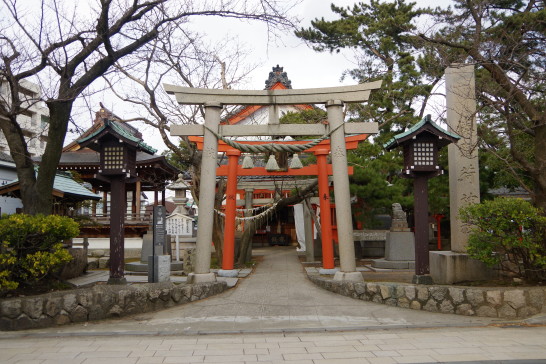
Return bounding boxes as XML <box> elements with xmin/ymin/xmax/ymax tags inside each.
<box><xmin>75</xmin><ymin>212</ymin><xmax>152</xmax><ymax>225</ymax></box>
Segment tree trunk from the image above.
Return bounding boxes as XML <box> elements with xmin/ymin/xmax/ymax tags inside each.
<box><xmin>35</xmin><ymin>101</ymin><xmax>73</xmax><ymax>214</ymax></box>
<box><xmin>236</xmin><ymin>219</ymin><xmax>259</xmax><ymax>266</ymax></box>
<box><xmin>534</xmin><ymin>123</ymin><xmax>546</xmax><ymax>213</ymax></box>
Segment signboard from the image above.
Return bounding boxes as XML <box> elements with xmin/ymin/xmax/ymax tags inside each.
<box><xmin>153</xmin><ymin>205</ymin><xmax>166</xmax><ymax>248</ymax></box>
<box><xmin>166</xmin><ymin>213</ymin><xmax>194</xmax><ymax>236</ymax></box>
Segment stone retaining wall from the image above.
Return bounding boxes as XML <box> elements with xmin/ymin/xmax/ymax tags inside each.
<box><xmin>0</xmin><ymin>281</ymin><xmax>227</xmax><ymax>331</ymax></box>
<box><xmin>308</xmin><ymin>275</ymin><xmax>546</xmax><ymax>319</ymax></box>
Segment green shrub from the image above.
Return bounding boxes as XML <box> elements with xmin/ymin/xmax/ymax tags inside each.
<box><xmin>0</xmin><ymin>214</ymin><xmax>79</xmax><ymax>293</ymax></box>
<box><xmin>460</xmin><ymin>198</ymin><xmax>546</xmax><ymax>282</ymax></box>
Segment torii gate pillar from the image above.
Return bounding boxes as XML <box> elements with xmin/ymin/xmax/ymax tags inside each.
<box><xmin>165</xmin><ymin>81</ymin><xmax>382</xmax><ymax>283</ymax></box>
<box><xmin>327</xmin><ymin>100</ymin><xmax>360</xmax><ymax>281</ymax></box>
<box><xmin>189</xmin><ymin>102</ymin><xmax>221</xmax><ymax>284</ymax></box>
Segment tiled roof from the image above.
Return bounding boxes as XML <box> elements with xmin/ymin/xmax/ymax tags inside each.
<box><xmin>384</xmin><ymin>115</ymin><xmax>460</xmax><ymax>150</ymax></box>
<box><xmin>52</xmin><ymin>172</ymin><xmax>101</xmax><ymax>200</ymax></box>
<box><xmin>77</xmin><ymin>119</ymin><xmax>157</xmax><ymax>154</ymax></box>
<box><xmin>0</xmin><ymin>151</ymin><xmax>14</xmax><ymax>164</ymax></box>
<box><xmin>0</xmin><ymin>171</ymin><xmax>100</xmax><ymax>200</ymax></box>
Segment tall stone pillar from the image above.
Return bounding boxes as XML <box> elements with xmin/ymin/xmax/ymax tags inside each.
<box><xmin>446</xmin><ymin>65</ymin><xmax>480</xmax><ymax>252</ymax></box>
<box><xmin>190</xmin><ymin>102</ymin><xmax>222</xmax><ymax>283</ymax></box>
<box><xmin>430</xmin><ymin>65</ymin><xmax>492</xmax><ymax>284</ymax></box>
<box><xmin>326</xmin><ymin>100</ymin><xmax>362</xmax><ymax>282</ymax></box>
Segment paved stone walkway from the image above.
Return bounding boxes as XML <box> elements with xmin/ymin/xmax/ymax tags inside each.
<box><xmin>2</xmin><ymin>247</ymin><xmax>546</xmax><ymax>363</ymax></box>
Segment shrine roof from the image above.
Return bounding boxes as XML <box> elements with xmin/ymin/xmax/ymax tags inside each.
<box><xmin>223</xmin><ymin>65</ymin><xmax>312</xmax><ymax>125</ymax></box>
<box><xmin>37</xmin><ymin>150</ymin><xmax>171</xmax><ymax>167</ymax></box>
<box><xmin>384</xmin><ymin>114</ymin><xmax>460</xmax><ymax>150</ymax></box>
<box><xmin>0</xmin><ymin>170</ymin><xmax>101</xmax><ymax>201</ymax></box>
<box><xmin>77</xmin><ymin>119</ymin><xmax>157</xmax><ymax>154</ymax></box>
<box><xmin>0</xmin><ymin>151</ymin><xmax>14</xmax><ymax>164</ymax></box>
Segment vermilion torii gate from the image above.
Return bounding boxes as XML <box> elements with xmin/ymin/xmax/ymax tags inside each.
<box><xmin>165</xmin><ymin>82</ymin><xmax>382</xmax><ymax>283</ymax></box>
<box><xmin>189</xmin><ymin>134</ymin><xmax>369</xmax><ymax>275</ymax></box>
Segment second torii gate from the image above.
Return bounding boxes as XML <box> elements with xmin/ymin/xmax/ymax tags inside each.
<box><xmin>189</xmin><ymin>134</ymin><xmax>369</xmax><ymax>275</ymax></box>
<box><xmin>165</xmin><ymin>81</ymin><xmax>382</xmax><ymax>283</ymax></box>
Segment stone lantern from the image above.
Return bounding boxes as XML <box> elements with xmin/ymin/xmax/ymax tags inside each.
<box><xmin>385</xmin><ymin>115</ymin><xmax>459</xmax><ymax>284</ymax></box>
<box><xmin>77</xmin><ymin>119</ymin><xmax>156</xmax><ymax>284</ymax></box>
<box><xmin>168</xmin><ymin>173</ymin><xmax>190</xmax><ymax>215</ymax></box>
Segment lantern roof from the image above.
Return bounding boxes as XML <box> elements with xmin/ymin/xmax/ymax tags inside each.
<box><xmin>384</xmin><ymin>114</ymin><xmax>460</xmax><ymax>151</ymax></box>
<box><xmin>76</xmin><ymin>119</ymin><xmax>157</xmax><ymax>154</ymax></box>
<box><xmin>167</xmin><ymin>173</ymin><xmax>191</xmax><ymax>190</ymax></box>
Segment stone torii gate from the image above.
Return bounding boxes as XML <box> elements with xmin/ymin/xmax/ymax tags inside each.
<box><xmin>165</xmin><ymin>82</ymin><xmax>382</xmax><ymax>283</ymax></box>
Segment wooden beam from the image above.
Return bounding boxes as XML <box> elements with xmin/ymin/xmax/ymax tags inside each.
<box><xmin>164</xmin><ymin>81</ymin><xmax>382</xmax><ymax>105</ymax></box>
<box><xmin>170</xmin><ymin>122</ymin><xmax>378</xmax><ymax>137</ymax></box>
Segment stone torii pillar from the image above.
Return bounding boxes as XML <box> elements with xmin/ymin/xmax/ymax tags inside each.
<box><xmin>191</xmin><ymin>103</ymin><xmax>222</xmax><ymax>283</ymax></box>
<box><xmin>165</xmin><ymin>82</ymin><xmax>382</xmax><ymax>283</ymax></box>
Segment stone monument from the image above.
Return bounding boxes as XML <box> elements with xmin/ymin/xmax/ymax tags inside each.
<box><xmin>429</xmin><ymin>64</ymin><xmax>494</xmax><ymax>284</ymax></box>
<box><xmin>372</xmin><ymin>203</ymin><xmax>415</xmax><ymax>269</ymax></box>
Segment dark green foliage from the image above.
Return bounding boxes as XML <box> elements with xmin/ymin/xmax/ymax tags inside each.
<box><xmin>0</xmin><ymin>214</ymin><xmax>78</xmax><ymax>293</ymax></box>
<box><xmin>460</xmin><ymin>198</ymin><xmax>546</xmax><ymax>282</ymax></box>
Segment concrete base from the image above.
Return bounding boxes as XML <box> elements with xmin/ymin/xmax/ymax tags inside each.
<box><xmin>372</xmin><ymin>259</ymin><xmax>414</xmax><ymax>269</ymax></box>
<box><xmin>217</xmin><ymin>269</ymin><xmax>239</xmax><ymax>278</ymax></box>
<box><xmin>187</xmin><ymin>272</ymin><xmax>217</xmax><ymax>284</ymax></box>
<box><xmin>333</xmin><ymin>271</ymin><xmax>364</xmax><ymax>282</ymax></box>
<box><xmin>318</xmin><ymin>268</ymin><xmax>340</xmax><ymax>275</ymax></box>
<box><xmin>125</xmin><ymin>261</ymin><xmax>183</xmax><ymax>272</ymax></box>
<box><xmin>107</xmin><ymin>277</ymin><xmax>127</xmax><ymax>285</ymax></box>
<box><xmin>385</xmin><ymin>231</ymin><xmax>415</xmax><ymax>260</ymax></box>
<box><xmin>412</xmin><ymin>274</ymin><xmax>434</xmax><ymax>285</ymax></box>
<box><xmin>148</xmin><ymin>255</ymin><xmax>171</xmax><ymax>283</ymax></box>
<box><xmin>430</xmin><ymin>251</ymin><xmax>496</xmax><ymax>284</ymax></box>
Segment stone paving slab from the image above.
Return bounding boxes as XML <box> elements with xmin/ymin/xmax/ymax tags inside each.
<box><xmin>1</xmin><ymin>326</ymin><xmax>546</xmax><ymax>363</ymax></box>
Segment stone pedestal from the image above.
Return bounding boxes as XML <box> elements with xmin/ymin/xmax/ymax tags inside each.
<box><xmin>372</xmin><ymin>231</ymin><xmax>415</xmax><ymax>269</ymax></box>
<box><xmin>148</xmin><ymin>255</ymin><xmax>171</xmax><ymax>283</ymax></box>
<box><xmin>430</xmin><ymin>251</ymin><xmax>496</xmax><ymax>284</ymax></box>
<box><xmin>218</xmin><ymin>269</ymin><xmax>238</xmax><ymax>278</ymax></box>
<box><xmin>125</xmin><ymin>232</ymin><xmax>183</xmax><ymax>272</ymax></box>
<box><xmin>333</xmin><ymin>271</ymin><xmax>363</xmax><ymax>282</ymax></box>
<box><xmin>187</xmin><ymin>272</ymin><xmax>217</xmax><ymax>284</ymax></box>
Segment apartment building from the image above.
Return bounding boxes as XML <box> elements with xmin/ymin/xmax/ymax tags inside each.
<box><xmin>0</xmin><ymin>79</ymin><xmax>49</xmax><ymax>157</ymax></box>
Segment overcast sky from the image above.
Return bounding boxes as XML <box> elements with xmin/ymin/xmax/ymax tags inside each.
<box><xmin>79</xmin><ymin>0</ymin><xmax>453</xmax><ymax>154</ymax></box>
<box><xmin>187</xmin><ymin>0</ymin><xmax>453</xmax><ymax>90</ymax></box>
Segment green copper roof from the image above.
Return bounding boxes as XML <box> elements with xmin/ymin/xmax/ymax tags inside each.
<box><xmin>0</xmin><ymin>171</ymin><xmax>100</xmax><ymax>201</ymax></box>
<box><xmin>383</xmin><ymin>114</ymin><xmax>460</xmax><ymax>150</ymax></box>
<box><xmin>77</xmin><ymin>119</ymin><xmax>157</xmax><ymax>154</ymax></box>
<box><xmin>52</xmin><ymin>172</ymin><xmax>101</xmax><ymax>200</ymax></box>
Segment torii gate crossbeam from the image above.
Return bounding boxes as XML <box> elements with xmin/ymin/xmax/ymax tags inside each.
<box><xmin>166</xmin><ymin>82</ymin><xmax>382</xmax><ymax>283</ymax></box>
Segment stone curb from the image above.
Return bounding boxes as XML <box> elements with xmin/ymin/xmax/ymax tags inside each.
<box><xmin>0</xmin><ymin>280</ymin><xmax>227</xmax><ymax>331</ymax></box>
<box><xmin>307</xmin><ymin>274</ymin><xmax>546</xmax><ymax>319</ymax></box>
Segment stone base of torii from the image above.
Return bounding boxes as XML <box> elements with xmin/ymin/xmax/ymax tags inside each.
<box><xmin>165</xmin><ymin>82</ymin><xmax>382</xmax><ymax>283</ymax></box>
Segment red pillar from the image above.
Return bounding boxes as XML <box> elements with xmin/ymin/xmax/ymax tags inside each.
<box><xmin>315</xmin><ymin>150</ymin><xmax>335</xmax><ymax>269</ymax></box>
<box><xmin>222</xmin><ymin>150</ymin><xmax>241</xmax><ymax>270</ymax></box>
